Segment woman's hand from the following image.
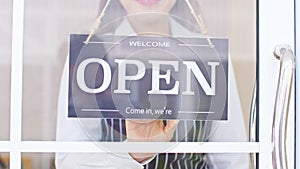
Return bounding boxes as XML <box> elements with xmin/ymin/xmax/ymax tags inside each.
<box><xmin>125</xmin><ymin>119</ymin><xmax>179</xmax><ymax>163</ymax></box>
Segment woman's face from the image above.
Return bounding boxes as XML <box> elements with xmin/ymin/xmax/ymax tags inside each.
<box><xmin>119</xmin><ymin>0</ymin><xmax>177</xmax><ymax>15</ymax></box>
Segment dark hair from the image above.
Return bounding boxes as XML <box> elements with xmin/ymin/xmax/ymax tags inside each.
<box><xmin>96</xmin><ymin>0</ymin><xmax>202</xmax><ymax>34</ymax></box>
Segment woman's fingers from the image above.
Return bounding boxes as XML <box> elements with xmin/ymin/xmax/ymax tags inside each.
<box><xmin>163</xmin><ymin>120</ymin><xmax>179</xmax><ymax>140</ymax></box>
<box><xmin>164</xmin><ymin>120</ymin><xmax>179</xmax><ymax>131</ymax></box>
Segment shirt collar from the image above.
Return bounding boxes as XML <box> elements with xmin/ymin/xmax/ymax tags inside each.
<box><xmin>114</xmin><ymin>17</ymin><xmax>203</xmax><ymax>38</ymax></box>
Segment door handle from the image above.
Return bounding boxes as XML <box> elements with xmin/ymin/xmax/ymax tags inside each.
<box><xmin>272</xmin><ymin>45</ymin><xmax>295</xmax><ymax>169</ymax></box>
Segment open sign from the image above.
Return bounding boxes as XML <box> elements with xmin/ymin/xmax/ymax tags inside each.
<box><xmin>68</xmin><ymin>35</ymin><xmax>228</xmax><ymax>120</ymax></box>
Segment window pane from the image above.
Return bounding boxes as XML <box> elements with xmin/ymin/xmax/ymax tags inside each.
<box><xmin>0</xmin><ymin>153</ymin><xmax>9</xmax><ymax>169</ymax></box>
<box><xmin>22</xmin><ymin>0</ymin><xmax>99</xmax><ymax>141</ymax></box>
<box><xmin>0</xmin><ymin>0</ymin><xmax>12</xmax><ymax>141</ymax></box>
<box><xmin>21</xmin><ymin>153</ymin><xmax>54</xmax><ymax>169</ymax></box>
<box><xmin>22</xmin><ymin>152</ymin><xmax>252</xmax><ymax>169</ymax></box>
<box><xmin>22</xmin><ymin>0</ymin><xmax>256</xmax><ymax>144</ymax></box>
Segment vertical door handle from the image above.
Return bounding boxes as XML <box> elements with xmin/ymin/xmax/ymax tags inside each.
<box><xmin>272</xmin><ymin>45</ymin><xmax>295</xmax><ymax>169</ymax></box>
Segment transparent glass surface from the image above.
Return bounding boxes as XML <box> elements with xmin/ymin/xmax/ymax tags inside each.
<box><xmin>23</xmin><ymin>152</ymin><xmax>251</xmax><ymax>169</ymax></box>
<box><xmin>22</xmin><ymin>0</ymin><xmax>256</xmax><ymax>143</ymax></box>
<box><xmin>21</xmin><ymin>153</ymin><xmax>54</xmax><ymax>169</ymax></box>
<box><xmin>0</xmin><ymin>153</ymin><xmax>9</xmax><ymax>169</ymax></box>
<box><xmin>22</xmin><ymin>0</ymin><xmax>99</xmax><ymax>140</ymax></box>
<box><xmin>0</xmin><ymin>0</ymin><xmax>12</xmax><ymax>141</ymax></box>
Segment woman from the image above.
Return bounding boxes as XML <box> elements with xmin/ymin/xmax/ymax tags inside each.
<box><xmin>0</xmin><ymin>155</ymin><xmax>6</xmax><ymax>169</ymax></box>
<box><xmin>56</xmin><ymin>0</ymin><xmax>249</xmax><ymax>168</ymax></box>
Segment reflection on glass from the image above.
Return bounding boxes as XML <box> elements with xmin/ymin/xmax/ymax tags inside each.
<box><xmin>0</xmin><ymin>0</ymin><xmax>12</xmax><ymax>141</ymax></box>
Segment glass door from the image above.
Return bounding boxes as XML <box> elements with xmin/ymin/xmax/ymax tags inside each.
<box><xmin>2</xmin><ymin>0</ymin><xmax>296</xmax><ymax>168</ymax></box>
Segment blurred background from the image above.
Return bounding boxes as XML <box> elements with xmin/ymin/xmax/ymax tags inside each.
<box><xmin>0</xmin><ymin>0</ymin><xmax>256</xmax><ymax>168</ymax></box>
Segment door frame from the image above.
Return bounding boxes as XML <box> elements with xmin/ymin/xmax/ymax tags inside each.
<box><xmin>258</xmin><ymin>0</ymin><xmax>295</xmax><ymax>168</ymax></box>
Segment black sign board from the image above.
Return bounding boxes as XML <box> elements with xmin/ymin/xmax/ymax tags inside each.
<box><xmin>69</xmin><ymin>35</ymin><xmax>228</xmax><ymax>120</ymax></box>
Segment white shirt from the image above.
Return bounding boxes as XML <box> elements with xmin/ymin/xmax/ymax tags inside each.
<box><xmin>55</xmin><ymin>18</ymin><xmax>249</xmax><ymax>169</ymax></box>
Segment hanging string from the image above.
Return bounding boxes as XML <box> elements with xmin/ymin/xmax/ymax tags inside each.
<box><xmin>85</xmin><ymin>0</ymin><xmax>212</xmax><ymax>46</ymax></box>
<box><xmin>84</xmin><ymin>0</ymin><xmax>112</xmax><ymax>44</ymax></box>
<box><xmin>184</xmin><ymin>0</ymin><xmax>213</xmax><ymax>47</ymax></box>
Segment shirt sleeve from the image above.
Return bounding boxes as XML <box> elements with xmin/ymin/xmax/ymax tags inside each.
<box><xmin>206</xmin><ymin>60</ymin><xmax>250</xmax><ymax>169</ymax></box>
<box><xmin>55</xmin><ymin>56</ymin><xmax>145</xmax><ymax>169</ymax></box>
